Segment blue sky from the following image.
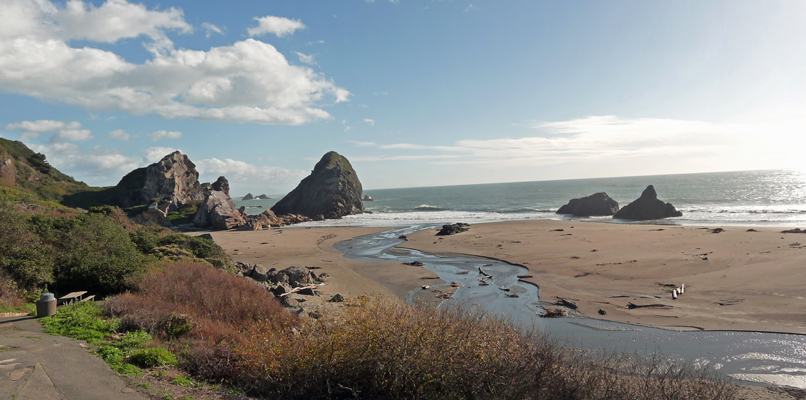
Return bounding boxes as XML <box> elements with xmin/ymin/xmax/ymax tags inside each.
<box><xmin>1</xmin><ymin>0</ymin><xmax>804</xmax><ymax>195</ymax></box>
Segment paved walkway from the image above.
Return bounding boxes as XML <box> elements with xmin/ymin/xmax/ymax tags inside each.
<box><xmin>0</xmin><ymin>315</ymin><xmax>146</xmax><ymax>400</ymax></box>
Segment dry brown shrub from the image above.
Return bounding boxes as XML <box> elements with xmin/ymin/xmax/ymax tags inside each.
<box><xmin>233</xmin><ymin>297</ymin><xmax>736</xmax><ymax>400</ymax></box>
<box><xmin>0</xmin><ymin>272</ymin><xmax>24</xmax><ymax>310</ymax></box>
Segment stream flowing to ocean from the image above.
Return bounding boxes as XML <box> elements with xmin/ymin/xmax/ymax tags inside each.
<box><xmin>335</xmin><ymin>225</ymin><xmax>806</xmax><ymax>389</ymax></box>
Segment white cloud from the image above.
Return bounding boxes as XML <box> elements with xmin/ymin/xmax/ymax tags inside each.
<box><xmin>201</xmin><ymin>22</ymin><xmax>223</xmax><ymax>38</ymax></box>
<box><xmin>465</xmin><ymin>4</ymin><xmax>477</xmax><ymax>12</ymax></box>
<box><xmin>248</xmin><ymin>15</ymin><xmax>305</xmax><ymax>37</ymax></box>
<box><xmin>195</xmin><ymin>157</ymin><xmax>308</xmax><ymax>194</ymax></box>
<box><xmin>363</xmin><ymin>118</ymin><xmax>375</xmax><ymax>127</ymax></box>
<box><xmin>346</xmin><ymin>115</ymin><xmax>801</xmax><ymax>174</ymax></box>
<box><xmin>28</xmin><ymin>143</ymin><xmax>142</xmax><ymax>185</ymax></box>
<box><xmin>108</xmin><ymin>129</ymin><xmax>130</xmax><ymax>140</ymax></box>
<box><xmin>296</xmin><ymin>52</ymin><xmax>316</xmax><ymax>65</ymax></box>
<box><xmin>4</xmin><ymin>120</ymin><xmax>67</xmax><ymax>132</ymax></box>
<box><xmin>346</xmin><ymin>141</ymin><xmax>377</xmax><ymax>147</ymax></box>
<box><xmin>0</xmin><ymin>1</ymin><xmax>348</xmax><ymax>125</ymax></box>
<box><xmin>54</xmin><ymin>0</ymin><xmax>191</xmax><ymax>46</ymax></box>
<box><xmin>19</xmin><ymin>132</ymin><xmax>40</xmax><ymax>141</ymax></box>
<box><xmin>51</xmin><ymin>128</ymin><xmax>94</xmax><ymax>142</ymax></box>
<box><xmin>148</xmin><ymin>130</ymin><xmax>182</xmax><ymax>141</ymax></box>
<box><xmin>143</xmin><ymin>147</ymin><xmax>179</xmax><ymax>163</ymax></box>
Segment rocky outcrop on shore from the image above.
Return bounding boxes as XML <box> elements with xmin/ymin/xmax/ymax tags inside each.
<box><xmin>0</xmin><ymin>151</ymin><xmax>16</xmax><ymax>185</ymax></box>
<box><xmin>193</xmin><ymin>186</ymin><xmax>246</xmax><ymax>230</ymax></box>
<box><xmin>211</xmin><ymin>176</ymin><xmax>229</xmax><ymax>197</ymax></box>
<box><xmin>557</xmin><ymin>192</ymin><xmax>619</xmax><ymax>216</ymax></box>
<box><xmin>237</xmin><ymin>209</ymin><xmax>310</xmax><ymax>230</ymax></box>
<box><xmin>115</xmin><ymin>151</ymin><xmax>205</xmax><ymax>210</ymax></box>
<box><xmin>271</xmin><ymin>151</ymin><xmax>364</xmax><ymax>220</ymax></box>
<box><xmin>613</xmin><ymin>185</ymin><xmax>682</xmax><ymax>220</ymax></box>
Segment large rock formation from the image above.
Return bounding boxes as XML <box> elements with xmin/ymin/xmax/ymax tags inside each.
<box><xmin>557</xmin><ymin>192</ymin><xmax>619</xmax><ymax>216</ymax></box>
<box><xmin>115</xmin><ymin>151</ymin><xmax>204</xmax><ymax>210</ymax></box>
<box><xmin>193</xmin><ymin>190</ymin><xmax>246</xmax><ymax>230</ymax></box>
<box><xmin>613</xmin><ymin>185</ymin><xmax>682</xmax><ymax>221</ymax></box>
<box><xmin>271</xmin><ymin>151</ymin><xmax>364</xmax><ymax>219</ymax></box>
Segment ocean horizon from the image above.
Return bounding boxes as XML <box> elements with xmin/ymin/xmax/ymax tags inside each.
<box><xmin>234</xmin><ymin>169</ymin><xmax>806</xmax><ymax>227</ymax></box>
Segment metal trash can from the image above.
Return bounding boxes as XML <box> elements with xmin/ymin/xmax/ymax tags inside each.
<box><xmin>36</xmin><ymin>293</ymin><xmax>57</xmax><ymax>317</ymax></box>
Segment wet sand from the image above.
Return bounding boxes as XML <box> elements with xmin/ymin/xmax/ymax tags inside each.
<box><xmin>402</xmin><ymin>220</ymin><xmax>806</xmax><ymax>334</ymax></box>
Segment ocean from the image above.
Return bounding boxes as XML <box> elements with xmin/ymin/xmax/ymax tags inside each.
<box><xmin>234</xmin><ymin>169</ymin><xmax>806</xmax><ymax>227</ymax></box>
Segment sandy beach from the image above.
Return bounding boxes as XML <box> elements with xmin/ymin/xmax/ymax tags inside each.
<box><xmin>206</xmin><ymin>220</ymin><xmax>806</xmax><ymax>334</ymax></box>
<box><xmin>402</xmin><ymin>220</ymin><xmax>806</xmax><ymax>334</ymax></box>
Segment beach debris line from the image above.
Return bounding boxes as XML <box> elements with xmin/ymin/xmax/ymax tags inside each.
<box><xmin>403</xmin><ymin>261</ymin><xmax>425</xmax><ymax>267</ymax></box>
<box><xmin>539</xmin><ymin>308</ymin><xmax>568</xmax><ymax>318</ymax></box>
<box><xmin>782</xmin><ymin>228</ymin><xmax>806</xmax><ymax>234</ymax></box>
<box><xmin>626</xmin><ymin>302</ymin><xmax>674</xmax><ymax>310</ymax></box>
<box><xmin>716</xmin><ymin>299</ymin><xmax>743</xmax><ymax>306</ymax></box>
<box><xmin>555</xmin><ymin>297</ymin><xmax>579</xmax><ymax>310</ymax></box>
<box><xmin>436</xmin><ymin>223</ymin><xmax>470</xmax><ymax>236</ymax></box>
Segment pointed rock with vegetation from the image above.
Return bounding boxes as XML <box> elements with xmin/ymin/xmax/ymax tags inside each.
<box><xmin>271</xmin><ymin>151</ymin><xmax>364</xmax><ymax>219</ymax></box>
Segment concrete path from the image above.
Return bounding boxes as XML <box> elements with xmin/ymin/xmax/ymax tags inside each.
<box><xmin>0</xmin><ymin>315</ymin><xmax>146</xmax><ymax>400</ymax></box>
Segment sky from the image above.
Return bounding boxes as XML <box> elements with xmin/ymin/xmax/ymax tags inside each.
<box><xmin>1</xmin><ymin>0</ymin><xmax>805</xmax><ymax>195</ymax></box>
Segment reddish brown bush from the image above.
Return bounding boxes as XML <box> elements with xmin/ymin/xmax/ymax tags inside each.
<box><xmin>0</xmin><ymin>272</ymin><xmax>24</xmax><ymax>311</ymax></box>
<box><xmin>106</xmin><ymin>261</ymin><xmax>296</xmax><ymax>344</ymax></box>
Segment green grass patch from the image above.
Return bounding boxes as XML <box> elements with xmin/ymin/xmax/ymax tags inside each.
<box><xmin>40</xmin><ymin>302</ymin><xmax>179</xmax><ymax>377</ymax></box>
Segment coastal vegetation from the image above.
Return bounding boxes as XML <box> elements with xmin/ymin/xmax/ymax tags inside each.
<box><xmin>43</xmin><ymin>259</ymin><xmax>738</xmax><ymax>399</ymax></box>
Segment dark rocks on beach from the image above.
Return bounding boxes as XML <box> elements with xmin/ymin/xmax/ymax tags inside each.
<box><xmin>557</xmin><ymin>192</ymin><xmax>619</xmax><ymax>216</ymax></box>
<box><xmin>437</xmin><ymin>223</ymin><xmax>470</xmax><ymax>236</ymax></box>
<box><xmin>329</xmin><ymin>294</ymin><xmax>345</xmax><ymax>303</ymax></box>
<box><xmin>271</xmin><ymin>151</ymin><xmax>364</xmax><ymax>220</ymax></box>
<box><xmin>782</xmin><ymin>228</ymin><xmax>806</xmax><ymax>234</ymax></box>
<box><xmin>613</xmin><ymin>185</ymin><xmax>682</xmax><ymax>221</ymax></box>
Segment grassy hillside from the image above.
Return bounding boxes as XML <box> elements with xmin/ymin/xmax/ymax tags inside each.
<box><xmin>0</xmin><ymin>138</ymin><xmax>91</xmax><ymax>202</ymax></box>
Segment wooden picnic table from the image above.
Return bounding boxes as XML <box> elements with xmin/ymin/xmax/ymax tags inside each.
<box><xmin>58</xmin><ymin>291</ymin><xmax>87</xmax><ymax>305</ymax></box>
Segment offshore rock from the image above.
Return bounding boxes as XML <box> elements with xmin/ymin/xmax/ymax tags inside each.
<box><xmin>557</xmin><ymin>192</ymin><xmax>619</xmax><ymax>216</ymax></box>
<box><xmin>437</xmin><ymin>223</ymin><xmax>470</xmax><ymax>236</ymax></box>
<box><xmin>115</xmin><ymin>151</ymin><xmax>204</xmax><ymax>210</ymax></box>
<box><xmin>613</xmin><ymin>185</ymin><xmax>682</xmax><ymax>221</ymax></box>
<box><xmin>271</xmin><ymin>151</ymin><xmax>364</xmax><ymax>219</ymax></box>
<box><xmin>193</xmin><ymin>190</ymin><xmax>246</xmax><ymax>230</ymax></box>
<box><xmin>242</xmin><ymin>193</ymin><xmax>254</xmax><ymax>200</ymax></box>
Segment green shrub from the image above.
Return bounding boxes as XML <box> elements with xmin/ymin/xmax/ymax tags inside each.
<box><xmin>0</xmin><ymin>208</ymin><xmax>54</xmax><ymax>291</ymax></box>
<box><xmin>155</xmin><ymin>234</ymin><xmax>231</xmax><ymax>269</ymax></box>
<box><xmin>166</xmin><ymin>200</ymin><xmax>202</xmax><ymax>225</ymax></box>
<box><xmin>45</xmin><ymin>213</ymin><xmax>151</xmax><ymax>296</ymax></box>
<box><xmin>95</xmin><ymin>345</ymin><xmax>142</xmax><ymax>376</ymax></box>
<box><xmin>130</xmin><ymin>347</ymin><xmax>178</xmax><ymax>368</ymax></box>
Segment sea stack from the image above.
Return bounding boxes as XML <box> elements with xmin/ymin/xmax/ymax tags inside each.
<box><xmin>613</xmin><ymin>185</ymin><xmax>682</xmax><ymax>221</ymax></box>
<box><xmin>556</xmin><ymin>192</ymin><xmax>619</xmax><ymax>216</ymax></box>
<box><xmin>271</xmin><ymin>151</ymin><xmax>364</xmax><ymax>219</ymax></box>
